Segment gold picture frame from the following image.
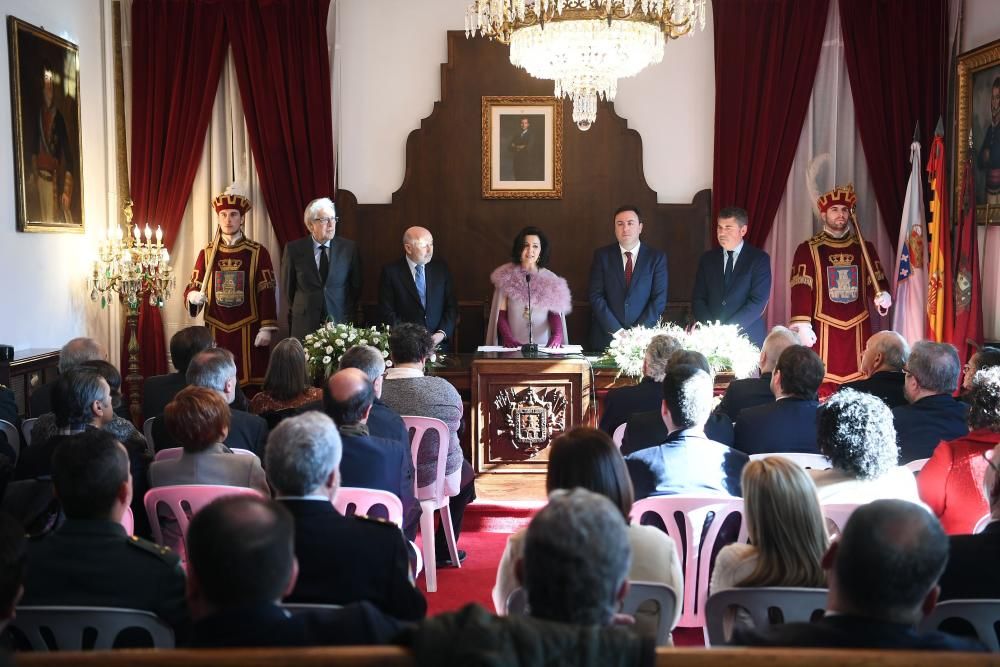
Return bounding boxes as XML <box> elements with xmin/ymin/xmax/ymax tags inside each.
<box><xmin>956</xmin><ymin>37</ymin><xmax>1000</xmax><ymax>225</ymax></box>
<box><xmin>8</xmin><ymin>16</ymin><xmax>84</xmax><ymax>232</ymax></box>
<box><xmin>481</xmin><ymin>96</ymin><xmax>563</xmax><ymax>199</ymax></box>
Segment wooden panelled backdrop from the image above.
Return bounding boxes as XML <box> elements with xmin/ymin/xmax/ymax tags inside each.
<box><xmin>336</xmin><ymin>31</ymin><xmax>712</xmax><ymax>352</ymax></box>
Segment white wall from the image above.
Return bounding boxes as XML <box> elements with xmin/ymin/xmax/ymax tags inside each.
<box><xmin>0</xmin><ymin>0</ymin><xmax>117</xmax><ymax>356</ymax></box>
<box><xmin>334</xmin><ymin>0</ymin><xmax>716</xmax><ymax>205</ymax></box>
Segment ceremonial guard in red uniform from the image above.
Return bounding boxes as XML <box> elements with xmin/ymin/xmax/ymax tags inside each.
<box><xmin>185</xmin><ymin>189</ymin><xmax>278</xmax><ymax>386</ymax></box>
<box><xmin>789</xmin><ymin>185</ymin><xmax>892</xmax><ymax>384</ymax></box>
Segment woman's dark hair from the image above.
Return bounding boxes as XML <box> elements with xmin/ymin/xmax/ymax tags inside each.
<box><xmin>262</xmin><ymin>338</ymin><xmax>310</xmax><ymax>401</ymax></box>
<box><xmin>509</xmin><ymin>226</ymin><xmax>551</xmax><ymax>267</ymax></box>
<box><xmin>389</xmin><ymin>323</ymin><xmax>435</xmax><ymax>365</ymax></box>
<box><xmin>546</xmin><ymin>427</ymin><xmax>634</xmax><ymax>520</ymax></box>
<box><xmin>79</xmin><ymin>359</ymin><xmax>123</xmax><ymax>409</ymax></box>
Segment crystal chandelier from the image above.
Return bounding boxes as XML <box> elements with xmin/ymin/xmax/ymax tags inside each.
<box><xmin>89</xmin><ymin>206</ymin><xmax>174</xmax><ymax>310</ymax></box>
<box><xmin>466</xmin><ymin>0</ymin><xmax>707</xmax><ymax>130</ymax></box>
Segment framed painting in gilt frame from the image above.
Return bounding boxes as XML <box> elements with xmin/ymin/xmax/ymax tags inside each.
<box><xmin>482</xmin><ymin>96</ymin><xmax>563</xmax><ymax>199</ymax></box>
<box><xmin>8</xmin><ymin>16</ymin><xmax>84</xmax><ymax>232</ymax></box>
<box><xmin>956</xmin><ymin>37</ymin><xmax>1000</xmax><ymax>225</ymax></box>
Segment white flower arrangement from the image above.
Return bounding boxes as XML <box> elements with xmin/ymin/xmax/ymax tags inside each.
<box><xmin>602</xmin><ymin>321</ymin><xmax>760</xmax><ymax>380</ymax></box>
<box><xmin>304</xmin><ymin>322</ymin><xmax>392</xmax><ymax>380</ymax></box>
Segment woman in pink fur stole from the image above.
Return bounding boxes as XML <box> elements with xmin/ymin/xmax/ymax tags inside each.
<box><xmin>485</xmin><ymin>226</ymin><xmax>572</xmax><ymax>348</ymax></box>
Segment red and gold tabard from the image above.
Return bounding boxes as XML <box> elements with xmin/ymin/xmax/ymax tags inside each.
<box><xmin>789</xmin><ymin>231</ymin><xmax>890</xmax><ymax>383</ymax></box>
<box><xmin>185</xmin><ymin>237</ymin><xmax>277</xmax><ymax>385</ymax></box>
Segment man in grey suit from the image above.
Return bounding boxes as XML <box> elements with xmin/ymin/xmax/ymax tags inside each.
<box><xmin>282</xmin><ymin>198</ymin><xmax>362</xmax><ymax>340</ymax></box>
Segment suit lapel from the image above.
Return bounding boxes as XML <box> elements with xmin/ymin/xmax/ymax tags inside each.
<box><xmin>303</xmin><ymin>238</ymin><xmax>323</xmax><ymax>285</ymax></box>
<box><xmin>401</xmin><ymin>260</ymin><xmax>424</xmax><ymax>311</ymax></box>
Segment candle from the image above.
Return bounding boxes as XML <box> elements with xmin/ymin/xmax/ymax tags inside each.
<box><xmin>133</xmin><ymin>225</ymin><xmax>140</xmax><ymax>242</ymax></box>
<box><xmin>144</xmin><ymin>224</ymin><xmax>152</xmax><ymax>242</ymax></box>
<box><xmin>155</xmin><ymin>226</ymin><xmax>163</xmax><ymax>245</ymax></box>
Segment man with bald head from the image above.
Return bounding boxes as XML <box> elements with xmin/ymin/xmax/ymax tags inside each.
<box><xmin>324</xmin><ymin>368</ymin><xmax>418</xmax><ymax>538</ymax></box>
<box><xmin>378</xmin><ymin>226</ymin><xmax>457</xmax><ymax>350</ymax></box>
<box><xmin>839</xmin><ymin>330</ymin><xmax>910</xmax><ymax>408</ymax></box>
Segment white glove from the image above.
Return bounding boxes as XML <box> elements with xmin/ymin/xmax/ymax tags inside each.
<box><xmin>187</xmin><ymin>290</ymin><xmax>207</xmax><ymax>306</ymax></box>
<box><xmin>874</xmin><ymin>291</ymin><xmax>892</xmax><ymax>310</ymax></box>
<box><xmin>789</xmin><ymin>322</ymin><xmax>817</xmax><ymax>347</ymax></box>
<box><xmin>254</xmin><ymin>328</ymin><xmax>276</xmax><ymax>347</ymax></box>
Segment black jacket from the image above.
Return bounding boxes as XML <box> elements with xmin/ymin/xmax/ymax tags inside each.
<box><xmin>339</xmin><ymin>429</ymin><xmax>418</xmax><ymax>537</ymax></box>
<box><xmin>378</xmin><ymin>258</ymin><xmax>458</xmax><ymax>349</ymax></box>
<box><xmin>939</xmin><ymin>521</ymin><xmax>1000</xmax><ymax>601</ymax></box>
<box><xmin>733</xmin><ymin>397</ymin><xmax>820</xmax><ymax>456</ymax></box>
<box><xmin>840</xmin><ymin>370</ymin><xmax>907</xmax><ymax>409</ymax></box>
<box><xmin>622</xmin><ymin>409</ymin><xmax>734</xmax><ymax>456</ymax></box>
<box><xmin>151</xmin><ymin>407</ymin><xmax>268</xmax><ymax>457</ymax></box>
<box><xmin>598</xmin><ymin>377</ymin><xmax>661</xmax><ymax>436</ymax></box>
<box><xmin>892</xmin><ymin>394</ymin><xmax>969</xmax><ymax>463</ymax></box>
<box><xmin>715</xmin><ymin>373</ymin><xmax>774</xmax><ymax>421</ymax></box>
<box><xmin>625</xmin><ymin>428</ymin><xmax>748</xmax><ymax>499</ymax></box>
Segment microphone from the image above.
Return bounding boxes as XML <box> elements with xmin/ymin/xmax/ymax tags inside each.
<box><xmin>521</xmin><ymin>273</ymin><xmax>538</xmax><ymax>356</ymax></box>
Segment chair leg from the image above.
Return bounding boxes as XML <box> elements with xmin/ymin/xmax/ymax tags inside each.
<box><xmin>420</xmin><ymin>500</ymin><xmax>438</xmax><ymax>592</ymax></box>
<box><xmin>439</xmin><ymin>499</ymin><xmax>461</xmax><ymax>569</ymax></box>
<box><xmin>409</xmin><ymin>540</ymin><xmax>424</xmax><ymax>580</ymax></box>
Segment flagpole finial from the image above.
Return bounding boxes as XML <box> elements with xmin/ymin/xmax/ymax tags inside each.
<box><xmin>934</xmin><ymin>117</ymin><xmax>944</xmax><ymax>137</ymax></box>
<box><xmin>913</xmin><ymin>121</ymin><xmax>920</xmax><ymax>143</ymax></box>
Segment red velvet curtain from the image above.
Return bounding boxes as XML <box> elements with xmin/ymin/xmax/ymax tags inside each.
<box><xmin>711</xmin><ymin>0</ymin><xmax>830</xmax><ymax>248</ymax></box>
<box><xmin>839</xmin><ymin>0</ymin><xmax>948</xmax><ymax>241</ymax></box>
<box><xmin>129</xmin><ymin>0</ymin><xmax>229</xmax><ymax>383</ymax></box>
<box><xmin>224</xmin><ymin>0</ymin><xmax>336</xmax><ymax>248</ymax></box>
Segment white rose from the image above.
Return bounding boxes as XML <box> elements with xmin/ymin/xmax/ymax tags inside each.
<box><xmin>322</xmin><ymin>355</ymin><xmax>332</xmax><ymax>364</ymax></box>
<box><xmin>325</xmin><ymin>346</ymin><xmax>334</xmax><ymax>354</ymax></box>
<box><xmin>358</xmin><ymin>339</ymin><xmax>367</xmax><ymax>345</ymax></box>
<box><xmin>314</xmin><ymin>342</ymin><xmax>322</xmax><ymax>348</ymax></box>
<box><xmin>382</xmin><ymin>350</ymin><xmax>390</xmax><ymax>358</ymax></box>
<box><xmin>326</xmin><ymin>322</ymin><xmax>335</xmax><ymax>330</ymax></box>
<box><xmin>340</xmin><ymin>333</ymin><xmax>347</xmax><ymax>339</ymax></box>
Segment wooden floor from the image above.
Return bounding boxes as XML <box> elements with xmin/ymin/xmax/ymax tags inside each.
<box><xmin>473</xmin><ymin>472</ymin><xmax>548</xmax><ymax>503</ymax></box>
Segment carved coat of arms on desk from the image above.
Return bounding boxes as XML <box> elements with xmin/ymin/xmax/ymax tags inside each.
<box><xmin>493</xmin><ymin>387</ymin><xmax>567</xmax><ymax>455</ymax></box>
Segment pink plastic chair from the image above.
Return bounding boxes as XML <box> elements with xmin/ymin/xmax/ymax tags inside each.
<box><xmin>612</xmin><ymin>423</ymin><xmax>627</xmax><ymax>449</ymax></box>
<box><xmin>120</xmin><ymin>507</ymin><xmax>134</xmax><ymax>535</ymax></box>
<box><xmin>143</xmin><ymin>485</ymin><xmax>263</xmax><ymax>560</ymax></box>
<box><xmin>153</xmin><ymin>447</ymin><xmax>258</xmax><ymax>462</ymax></box>
<box><xmin>335</xmin><ymin>487</ymin><xmax>424</xmax><ymax>578</ymax></box>
<box><xmin>821</xmin><ymin>502</ymin><xmax>862</xmax><ymax>538</ymax></box>
<box><xmin>630</xmin><ymin>495</ymin><xmax>747</xmax><ymax>628</ymax></box>
<box><xmin>401</xmin><ymin>415</ymin><xmax>460</xmax><ymax>593</ymax></box>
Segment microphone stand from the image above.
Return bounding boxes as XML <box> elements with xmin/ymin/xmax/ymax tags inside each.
<box><xmin>521</xmin><ymin>273</ymin><xmax>538</xmax><ymax>356</ymax></box>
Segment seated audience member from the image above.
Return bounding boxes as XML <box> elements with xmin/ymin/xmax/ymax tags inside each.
<box><xmin>29</xmin><ymin>336</ymin><xmax>107</xmax><ymax>416</ymax></box>
<box><xmin>144</xmin><ymin>326</ymin><xmax>210</xmax><ymax>418</ymax></box>
<box><xmin>960</xmin><ymin>346</ymin><xmax>1000</xmax><ymax>403</ymax></box>
<box><xmin>893</xmin><ymin>341</ymin><xmax>969</xmax><ymax>463</ymax></box>
<box><xmin>151</xmin><ymin>348</ymin><xmax>268</xmax><ymax>456</ymax></box>
<box><xmin>734</xmin><ymin>345</ymin><xmax>823</xmax><ymax>455</ymax></box>
<box><xmin>710</xmin><ymin>456</ymin><xmax>827</xmax><ymax>641</ymax></box>
<box><xmin>0</xmin><ymin>512</ymin><xmax>27</xmax><ymax>633</ymax></box>
<box><xmin>326</xmin><ymin>368</ymin><xmax>419</xmax><ymax>540</ymax></box>
<box><xmin>811</xmin><ymin>389</ymin><xmax>921</xmax><ymax>504</ymax></box>
<box><xmin>493</xmin><ymin>427</ymin><xmax>682</xmax><ymax>641</ymax></box>
<box><xmin>839</xmin><ymin>330</ymin><xmax>909</xmax><ymax>409</ymax></box>
<box><xmin>338</xmin><ymin>344</ymin><xmax>408</xmax><ymax>446</ymax></box>
<box><xmin>918</xmin><ymin>366</ymin><xmax>1000</xmax><ymax>535</ymax></box>
<box><xmin>625</xmin><ymin>364</ymin><xmax>748</xmax><ymax>499</ymax></box>
<box><xmin>413</xmin><ymin>489</ymin><xmax>652</xmax><ymax>664</ymax></box>
<box><xmin>938</xmin><ymin>441</ymin><xmax>1000</xmax><ymax>600</ymax></box>
<box><xmin>266</xmin><ymin>412</ymin><xmax>426</xmax><ymax>620</ymax></box>
<box><xmin>622</xmin><ymin>349</ymin><xmax>734</xmax><ymax>454</ymax></box>
<box><xmin>732</xmin><ymin>499</ymin><xmax>983</xmax><ymax>651</ymax></box>
<box><xmin>716</xmin><ymin>325</ymin><xmax>799</xmax><ymax>421</ymax></box>
<box><xmin>186</xmin><ymin>495</ymin><xmax>402</xmax><ymax>648</ymax></box>
<box><xmin>249</xmin><ymin>337</ymin><xmax>322</xmax><ymax>420</ymax></box>
<box><xmin>380</xmin><ymin>323</ymin><xmax>475</xmax><ymax>565</ymax></box>
<box><xmin>20</xmin><ymin>430</ymin><xmax>189</xmax><ymax>636</ymax></box>
<box><xmin>599</xmin><ymin>334</ymin><xmax>680</xmax><ymax>435</ymax></box>
<box><xmin>0</xmin><ymin>387</ymin><xmax>16</xmax><ymax>495</ymax></box>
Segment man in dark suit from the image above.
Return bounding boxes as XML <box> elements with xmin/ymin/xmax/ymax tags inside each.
<box><xmin>150</xmin><ymin>348</ymin><xmax>267</xmax><ymax>456</ymax></box>
<box><xmin>338</xmin><ymin>345</ymin><xmax>409</xmax><ymax>446</ymax></box>
<box><xmin>186</xmin><ymin>494</ymin><xmax>402</xmax><ymax>648</ymax></box>
<box><xmin>327</xmin><ymin>368</ymin><xmax>419</xmax><ymax>539</ymax></box>
<box><xmin>266</xmin><ymin>411</ymin><xmax>426</xmax><ymax>620</ymax></box>
<box><xmin>144</xmin><ymin>325</ymin><xmax>213</xmax><ymax>418</ymax></box>
<box><xmin>715</xmin><ymin>325</ymin><xmax>799</xmax><ymax>421</ymax></box>
<box><xmin>893</xmin><ymin>341</ymin><xmax>969</xmax><ymax>463</ymax></box>
<box><xmin>732</xmin><ymin>500</ymin><xmax>983</xmax><ymax>652</ymax></box>
<box><xmin>29</xmin><ymin>336</ymin><xmax>107</xmax><ymax>417</ymax></box>
<box><xmin>282</xmin><ymin>197</ymin><xmax>362</xmax><ymax>340</ymax></box>
<box><xmin>839</xmin><ymin>330</ymin><xmax>909</xmax><ymax>409</ymax></box>
<box><xmin>734</xmin><ymin>345</ymin><xmax>823</xmax><ymax>456</ymax></box>
<box><xmin>625</xmin><ymin>364</ymin><xmax>748</xmax><ymax>499</ymax></box>
<box><xmin>509</xmin><ymin>116</ymin><xmax>542</xmax><ymax>181</ymax></box>
<box><xmin>378</xmin><ymin>226</ymin><xmax>458</xmax><ymax>351</ymax></box>
<box><xmin>588</xmin><ymin>205</ymin><xmax>668</xmax><ymax>352</ymax></box>
<box><xmin>691</xmin><ymin>207</ymin><xmax>772</xmax><ymax>347</ymax></box>
<box><xmin>20</xmin><ymin>430</ymin><xmax>190</xmax><ymax>638</ymax></box>
<box><xmin>598</xmin><ymin>334</ymin><xmax>680</xmax><ymax>435</ymax></box>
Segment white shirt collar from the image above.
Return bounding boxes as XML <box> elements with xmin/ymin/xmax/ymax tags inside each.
<box><xmin>619</xmin><ymin>241</ymin><xmax>641</xmax><ymax>257</ymax></box>
<box><xmin>385</xmin><ymin>366</ymin><xmax>424</xmax><ymax>380</ymax></box>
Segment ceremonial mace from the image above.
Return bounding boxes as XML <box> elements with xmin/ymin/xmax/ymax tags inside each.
<box><xmin>848</xmin><ymin>210</ymin><xmax>889</xmax><ymax>317</ymax></box>
<box><xmin>191</xmin><ymin>227</ymin><xmax>222</xmax><ymax>315</ymax></box>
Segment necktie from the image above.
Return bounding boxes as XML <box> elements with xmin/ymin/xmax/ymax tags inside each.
<box><xmin>624</xmin><ymin>251</ymin><xmax>634</xmax><ymax>289</ymax></box>
<box><xmin>414</xmin><ymin>263</ymin><xmax>427</xmax><ymax>308</ymax></box>
<box><xmin>724</xmin><ymin>250</ymin><xmax>734</xmax><ymax>287</ymax></box>
<box><xmin>318</xmin><ymin>244</ymin><xmax>330</xmax><ymax>283</ymax></box>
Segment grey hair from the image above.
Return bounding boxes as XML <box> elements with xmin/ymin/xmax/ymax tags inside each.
<box><xmin>338</xmin><ymin>345</ymin><xmax>387</xmax><ymax>383</ymax></box>
<box><xmin>58</xmin><ymin>337</ymin><xmax>104</xmax><ymax>373</ymax></box>
<box><xmin>970</xmin><ymin>366</ymin><xmax>1000</xmax><ymax>431</ymax></box>
<box><xmin>907</xmin><ymin>341</ymin><xmax>960</xmax><ymax>394</ymax></box>
<box><xmin>643</xmin><ymin>334</ymin><xmax>681</xmax><ymax>382</ymax></box>
<box><xmin>872</xmin><ymin>330</ymin><xmax>909</xmax><ymax>371</ymax></box>
<box><xmin>817</xmin><ymin>389</ymin><xmax>898</xmax><ymax>480</ymax></box>
<box><xmin>761</xmin><ymin>326</ymin><xmax>799</xmax><ymax>373</ymax></box>
<box><xmin>303</xmin><ymin>197</ymin><xmax>336</xmax><ymax>227</ymax></box>
<box><xmin>186</xmin><ymin>347</ymin><xmax>237</xmax><ymax>393</ymax></box>
<box><xmin>265</xmin><ymin>411</ymin><xmax>342</xmax><ymax>496</ymax></box>
<box><xmin>524</xmin><ymin>488</ymin><xmax>631</xmax><ymax>626</ymax></box>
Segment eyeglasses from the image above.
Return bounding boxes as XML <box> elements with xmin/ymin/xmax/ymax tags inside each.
<box><xmin>312</xmin><ymin>217</ymin><xmax>338</xmax><ymax>226</ymax></box>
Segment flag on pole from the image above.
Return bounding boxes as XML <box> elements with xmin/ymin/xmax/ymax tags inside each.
<box><xmin>926</xmin><ymin>129</ymin><xmax>954</xmax><ymax>343</ymax></box>
<box><xmin>952</xmin><ymin>145</ymin><xmax>983</xmax><ymax>366</ymax></box>
<box><xmin>892</xmin><ymin>139</ymin><xmax>928</xmax><ymax>347</ymax></box>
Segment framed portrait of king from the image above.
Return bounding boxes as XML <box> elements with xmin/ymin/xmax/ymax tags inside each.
<box><xmin>957</xmin><ymin>37</ymin><xmax>1000</xmax><ymax>225</ymax></box>
<box><xmin>482</xmin><ymin>96</ymin><xmax>563</xmax><ymax>199</ymax></box>
<box><xmin>8</xmin><ymin>16</ymin><xmax>84</xmax><ymax>232</ymax></box>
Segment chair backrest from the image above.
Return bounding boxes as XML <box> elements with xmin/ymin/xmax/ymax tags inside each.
<box><xmin>905</xmin><ymin>458</ymin><xmax>930</xmax><ymax>473</ymax></box>
<box><xmin>401</xmin><ymin>415</ymin><xmax>450</xmax><ymax>501</ymax></box>
<box><xmin>821</xmin><ymin>502</ymin><xmax>862</xmax><ymax>538</ymax></box>
<box><xmin>120</xmin><ymin>507</ymin><xmax>134</xmax><ymax>535</ymax></box>
<box><xmin>10</xmin><ymin>606</ymin><xmax>174</xmax><ymax>650</ymax></box>
<box><xmin>704</xmin><ymin>587</ymin><xmax>829</xmax><ymax>646</ymax></box>
<box><xmin>974</xmin><ymin>514</ymin><xmax>993</xmax><ymax>534</ymax></box>
<box><xmin>920</xmin><ymin>599</ymin><xmax>1000</xmax><ymax>651</ymax></box>
<box><xmin>21</xmin><ymin>417</ymin><xmax>38</xmax><ymax>447</ymax></box>
<box><xmin>142</xmin><ymin>417</ymin><xmax>155</xmax><ymax>450</ymax></box>
<box><xmin>612</xmin><ymin>423</ymin><xmax>627</xmax><ymax>449</ymax></box>
<box><xmin>622</xmin><ymin>581</ymin><xmax>679</xmax><ymax>646</ymax></box>
<box><xmin>334</xmin><ymin>487</ymin><xmax>403</xmax><ymax>526</ymax></box>
<box><xmin>630</xmin><ymin>495</ymin><xmax>747</xmax><ymax>627</ymax></box>
<box><xmin>153</xmin><ymin>447</ymin><xmax>257</xmax><ymax>462</ymax></box>
<box><xmin>143</xmin><ymin>485</ymin><xmax>263</xmax><ymax>557</ymax></box>
<box><xmin>748</xmin><ymin>452</ymin><xmax>831</xmax><ymax>470</ymax></box>
<box><xmin>281</xmin><ymin>603</ymin><xmax>343</xmax><ymax>614</ymax></box>
<box><xmin>0</xmin><ymin>418</ymin><xmax>20</xmax><ymax>462</ymax></box>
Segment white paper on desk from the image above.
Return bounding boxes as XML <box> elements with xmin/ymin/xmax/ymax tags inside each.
<box><xmin>477</xmin><ymin>345</ymin><xmax>584</xmax><ymax>354</ymax></box>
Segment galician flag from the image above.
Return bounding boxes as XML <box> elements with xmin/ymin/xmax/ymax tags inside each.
<box><xmin>892</xmin><ymin>139</ymin><xmax>927</xmax><ymax>347</ymax></box>
<box><xmin>926</xmin><ymin>129</ymin><xmax>953</xmax><ymax>343</ymax></box>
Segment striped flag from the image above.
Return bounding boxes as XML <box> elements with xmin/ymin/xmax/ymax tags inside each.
<box><xmin>952</xmin><ymin>148</ymin><xmax>983</xmax><ymax>366</ymax></box>
<box><xmin>926</xmin><ymin>131</ymin><xmax>953</xmax><ymax>343</ymax></box>
<box><xmin>892</xmin><ymin>140</ymin><xmax>928</xmax><ymax>347</ymax></box>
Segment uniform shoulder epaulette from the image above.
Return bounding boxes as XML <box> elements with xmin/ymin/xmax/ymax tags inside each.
<box><xmin>242</xmin><ymin>237</ymin><xmax>262</xmax><ymax>250</ymax></box>
<box><xmin>351</xmin><ymin>513</ymin><xmax>396</xmax><ymax>529</ymax></box>
<box><xmin>127</xmin><ymin>534</ymin><xmax>179</xmax><ymax>562</ymax></box>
